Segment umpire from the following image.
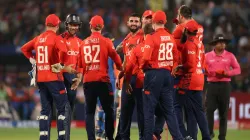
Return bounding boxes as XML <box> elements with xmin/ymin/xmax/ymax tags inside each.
<box><xmin>205</xmin><ymin>34</ymin><xmax>241</xmax><ymax>140</ymax></box>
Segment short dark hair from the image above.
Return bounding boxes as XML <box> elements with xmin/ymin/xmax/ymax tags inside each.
<box><xmin>143</xmin><ymin>24</ymin><xmax>154</xmax><ymax>35</ymax></box>
<box><xmin>93</xmin><ymin>25</ymin><xmax>102</xmax><ymax>31</ymax></box>
<box><xmin>129</xmin><ymin>13</ymin><xmax>141</xmax><ymax>19</ymax></box>
<box><xmin>179</xmin><ymin>5</ymin><xmax>192</xmax><ymax>19</ymax></box>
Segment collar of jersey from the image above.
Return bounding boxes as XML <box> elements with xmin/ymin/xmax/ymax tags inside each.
<box><xmin>155</xmin><ymin>28</ymin><xmax>165</xmax><ymax>32</ymax></box>
<box><xmin>91</xmin><ymin>32</ymin><xmax>101</xmax><ymax>36</ymax></box>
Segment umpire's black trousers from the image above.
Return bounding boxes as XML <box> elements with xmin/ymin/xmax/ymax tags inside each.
<box><xmin>205</xmin><ymin>82</ymin><xmax>231</xmax><ymax>140</ymax></box>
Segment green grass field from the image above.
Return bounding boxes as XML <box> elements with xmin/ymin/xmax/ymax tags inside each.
<box><xmin>0</xmin><ymin>128</ymin><xmax>249</xmax><ymax>140</ymax></box>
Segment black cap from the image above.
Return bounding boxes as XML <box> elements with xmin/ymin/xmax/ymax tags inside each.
<box><xmin>208</xmin><ymin>34</ymin><xmax>230</xmax><ymax>45</ymax></box>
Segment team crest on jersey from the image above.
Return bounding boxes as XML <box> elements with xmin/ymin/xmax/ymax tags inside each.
<box><xmin>66</xmin><ymin>41</ymin><xmax>71</xmax><ymax>45</ymax></box>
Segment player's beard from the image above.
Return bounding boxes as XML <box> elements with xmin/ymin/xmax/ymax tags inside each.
<box><xmin>129</xmin><ymin>26</ymin><xmax>140</xmax><ymax>33</ymax></box>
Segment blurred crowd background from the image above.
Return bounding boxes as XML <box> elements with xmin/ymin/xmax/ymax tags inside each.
<box><xmin>0</xmin><ymin>0</ymin><xmax>250</xmax><ymax>120</ymax></box>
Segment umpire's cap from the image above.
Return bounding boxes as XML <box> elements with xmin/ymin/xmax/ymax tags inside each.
<box><xmin>208</xmin><ymin>34</ymin><xmax>230</xmax><ymax>45</ymax></box>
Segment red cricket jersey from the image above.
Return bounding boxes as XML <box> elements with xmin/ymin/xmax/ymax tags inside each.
<box><xmin>78</xmin><ymin>32</ymin><xmax>122</xmax><ymax>83</ymax></box>
<box><xmin>178</xmin><ymin>36</ymin><xmax>205</xmax><ymax>90</ymax></box>
<box><xmin>122</xmin><ymin>29</ymin><xmax>144</xmax><ymax>74</ymax></box>
<box><xmin>125</xmin><ymin>41</ymin><xmax>145</xmax><ymax>88</ymax></box>
<box><xmin>59</xmin><ymin>32</ymin><xmax>82</xmax><ymax>72</ymax></box>
<box><xmin>21</xmin><ymin>30</ymin><xmax>67</xmax><ymax>82</ymax></box>
<box><xmin>141</xmin><ymin>28</ymin><xmax>179</xmax><ymax>71</ymax></box>
<box><xmin>172</xmin><ymin>20</ymin><xmax>204</xmax><ymax>75</ymax></box>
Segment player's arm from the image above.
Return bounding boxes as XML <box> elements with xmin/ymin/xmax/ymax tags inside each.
<box><xmin>71</xmin><ymin>46</ymin><xmax>84</xmax><ymax>90</ymax></box>
<box><xmin>107</xmin><ymin>39</ymin><xmax>123</xmax><ymax>71</ymax></box>
<box><xmin>116</xmin><ymin>42</ymin><xmax>123</xmax><ymax>53</ymax></box>
<box><xmin>21</xmin><ymin>37</ymin><xmax>37</xmax><ymax>64</ymax></box>
<box><xmin>172</xmin><ymin>39</ymin><xmax>179</xmax><ymax>69</ymax></box>
<box><xmin>141</xmin><ymin>34</ymin><xmax>154</xmax><ymax>68</ymax></box>
<box><xmin>125</xmin><ymin>49</ymin><xmax>136</xmax><ymax>82</ymax></box>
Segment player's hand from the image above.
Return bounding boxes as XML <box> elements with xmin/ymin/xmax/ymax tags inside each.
<box><xmin>172</xmin><ymin>65</ymin><xmax>182</xmax><ymax>77</ymax></box>
<box><xmin>116</xmin><ymin>66</ymin><xmax>123</xmax><ymax>71</ymax></box>
<box><xmin>63</xmin><ymin>64</ymin><xmax>76</xmax><ymax>74</ymax></box>
<box><xmin>29</xmin><ymin>57</ymin><xmax>36</xmax><ymax>65</ymax></box>
<box><xmin>51</xmin><ymin>63</ymin><xmax>64</xmax><ymax>73</ymax></box>
<box><xmin>117</xmin><ymin>71</ymin><xmax>124</xmax><ymax>79</ymax></box>
<box><xmin>125</xmin><ymin>82</ymin><xmax>133</xmax><ymax>94</ymax></box>
<box><xmin>115</xmin><ymin>78</ymin><xmax>121</xmax><ymax>90</ymax></box>
<box><xmin>71</xmin><ymin>78</ymin><xmax>81</xmax><ymax>90</ymax></box>
<box><xmin>116</xmin><ymin>43</ymin><xmax>123</xmax><ymax>53</ymax></box>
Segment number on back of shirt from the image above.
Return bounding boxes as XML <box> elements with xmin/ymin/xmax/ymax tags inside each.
<box><xmin>37</xmin><ymin>46</ymin><xmax>48</xmax><ymax>64</ymax></box>
<box><xmin>83</xmin><ymin>45</ymin><xmax>100</xmax><ymax>63</ymax></box>
<box><xmin>158</xmin><ymin>42</ymin><xmax>173</xmax><ymax>61</ymax></box>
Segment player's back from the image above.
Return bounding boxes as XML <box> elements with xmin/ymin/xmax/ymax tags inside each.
<box><xmin>81</xmin><ymin>32</ymin><xmax>115</xmax><ymax>83</ymax></box>
<box><xmin>34</xmin><ymin>30</ymin><xmax>66</xmax><ymax>82</ymax></box>
<box><xmin>147</xmin><ymin>28</ymin><xmax>178</xmax><ymax>71</ymax></box>
<box><xmin>179</xmin><ymin>37</ymin><xmax>205</xmax><ymax>90</ymax></box>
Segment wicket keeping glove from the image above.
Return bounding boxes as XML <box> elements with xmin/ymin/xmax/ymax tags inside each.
<box><xmin>29</xmin><ymin>57</ymin><xmax>36</xmax><ymax>65</ymax></box>
<box><xmin>28</xmin><ymin>64</ymin><xmax>36</xmax><ymax>86</ymax></box>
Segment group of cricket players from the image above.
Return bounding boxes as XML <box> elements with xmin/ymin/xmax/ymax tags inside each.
<box><xmin>20</xmin><ymin>4</ymin><xmax>213</xmax><ymax>140</ymax></box>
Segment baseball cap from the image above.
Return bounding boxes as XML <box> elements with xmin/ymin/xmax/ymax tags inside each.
<box><xmin>152</xmin><ymin>10</ymin><xmax>167</xmax><ymax>24</ymax></box>
<box><xmin>89</xmin><ymin>15</ymin><xmax>104</xmax><ymax>28</ymax></box>
<box><xmin>185</xmin><ymin>20</ymin><xmax>198</xmax><ymax>32</ymax></box>
<box><xmin>45</xmin><ymin>14</ymin><xmax>61</xmax><ymax>27</ymax></box>
<box><xmin>143</xmin><ymin>10</ymin><xmax>154</xmax><ymax>18</ymax></box>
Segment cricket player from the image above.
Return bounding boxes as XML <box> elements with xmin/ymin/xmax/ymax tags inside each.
<box><xmin>71</xmin><ymin>15</ymin><xmax>122</xmax><ymax>140</ymax></box>
<box><xmin>141</xmin><ymin>10</ymin><xmax>184</xmax><ymax>140</ymax></box>
<box><xmin>115</xmin><ymin>13</ymin><xmax>144</xmax><ymax>140</ymax></box>
<box><xmin>60</xmin><ymin>13</ymin><xmax>83</xmax><ymax>140</ymax></box>
<box><xmin>21</xmin><ymin>14</ymin><xmax>73</xmax><ymax>140</ymax></box>
<box><xmin>173</xmin><ymin>20</ymin><xmax>210</xmax><ymax>140</ymax></box>
<box><xmin>142</xmin><ymin>10</ymin><xmax>166</xmax><ymax>140</ymax></box>
<box><xmin>125</xmin><ymin>22</ymin><xmax>166</xmax><ymax>140</ymax></box>
<box><xmin>95</xmin><ymin>32</ymin><xmax>116</xmax><ymax>140</ymax></box>
<box><xmin>172</xmin><ymin>5</ymin><xmax>204</xmax><ymax>139</ymax></box>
